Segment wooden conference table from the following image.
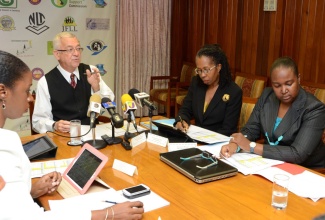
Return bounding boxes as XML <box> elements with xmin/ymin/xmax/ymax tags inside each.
<box><xmin>21</xmin><ymin>117</ymin><xmax>325</xmax><ymax>219</ymax></box>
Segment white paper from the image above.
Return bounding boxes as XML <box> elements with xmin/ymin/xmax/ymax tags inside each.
<box><xmin>186</xmin><ymin>125</ymin><xmax>231</xmax><ymax>144</ymax></box>
<box><xmin>167</xmin><ymin>142</ymin><xmax>197</xmax><ymax>152</ymax></box>
<box><xmin>199</xmin><ymin>142</ymin><xmax>226</xmax><ymax>158</ymax></box>
<box><xmin>30</xmin><ymin>158</ymin><xmax>73</xmax><ymax>178</ymax></box>
<box><xmin>112</xmin><ymin>159</ymin><xmax>138</xmax><ymax>176</ymax></box>
<box><xmin>130</xmin><ymin>132</ymin><xmax>147</xmax><ymax>148</ymax></box>
<box><xmin>147</xmin><ymin>133</ymin><xmax>169</xmax><ymax>147</ymax></box>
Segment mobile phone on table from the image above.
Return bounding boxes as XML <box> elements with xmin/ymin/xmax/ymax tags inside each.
<box><xmin>122</xmin><ymin>184</ymin><xmax>151</xmax><ymax>199</ymax></box>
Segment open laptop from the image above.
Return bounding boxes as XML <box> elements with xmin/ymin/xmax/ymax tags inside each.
<box><xmin>160</xmin><ymin>148</ymin><xmax>238</xmax><ymax>183</ymax></box>
<box><xmin>61</xmin><ymin>143</ymin><xmax>108</xmax><ymax>196</ymax></box>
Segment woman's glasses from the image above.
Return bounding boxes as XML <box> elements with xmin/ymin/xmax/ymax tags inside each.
<box><xmin>180</xmin><ymin>151</ymin><xmax>218</xmax><ymax>169</ymax></box>
<box><xmin>195</xmin><ymin>66</ymin><xmax>216</xmax><ymax>75</ymax></box>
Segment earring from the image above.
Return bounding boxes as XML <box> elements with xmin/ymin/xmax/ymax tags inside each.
<box><xmin>2</xmin><ymin>100</ymin><xmax>5</xmax><ymax>109</ymax></box>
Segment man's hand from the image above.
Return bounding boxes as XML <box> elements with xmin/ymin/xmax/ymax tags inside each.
<box><xmin>86</xmin><ymin>68</ymin><xmax>100</xmax><ymax>92</ymax></box>
<box><xmin>54</xmin><ymin>120</ymin><xmax>70</xmax><ymax>133</ymax></box>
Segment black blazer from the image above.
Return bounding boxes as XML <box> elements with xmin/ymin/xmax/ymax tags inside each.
<box><xmin>242</xmin><ymin>87</ymin><xmax>325</xmax><ymax>168</ymax></box>
<box><xmin>177</xmin><ymin>75</ymin><xmax>242</xmax><ymax>136</ymax></box>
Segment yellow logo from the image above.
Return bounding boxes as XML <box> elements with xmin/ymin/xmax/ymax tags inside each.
<box><xmin>222</xmin><ymin>94</ymin><xmax>230</xmax><ymax>102</ymax></box>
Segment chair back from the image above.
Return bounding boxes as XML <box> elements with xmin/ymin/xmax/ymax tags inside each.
<box><xmin>179</xmin><ymin>62</ymin><xmax>196</xmax><ymax>83</ymax></box>
<box><xmin>301</xmin><ymin>81</ymin><xmax>325</xmax><ymax>104</ymax></box>
<box><xmin>235</xmin><ymin>72</ymin><xmax>268</xmax><ymax>98</ymax></box>
<box><xmin>238</xmin><ymin>97</ymin><xmax>258</xmax><ymax>131</ymax></box>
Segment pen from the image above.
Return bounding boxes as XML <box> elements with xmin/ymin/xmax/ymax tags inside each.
<box><xmin>83</xmin><ymin>71</ymin><xmax>96</xmax><ymax>75</ymax></box>
<box><xmin>103</xmin><ymin>200</ymin><xmax>118</xmax><ymax>204</ymax></box>
<box><xmin>178</xmin><ymin>116</ymin><xmax>187</xmax><ymax>132</ymax></box>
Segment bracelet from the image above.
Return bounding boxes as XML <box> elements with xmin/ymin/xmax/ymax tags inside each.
<box><xmin>236</xmin><ymin>146</ymin><xmax>241</xmax><ymax>153</ymax></box>
<box><xmin>110</xmin><ymin>207</ymin><xmax>114</xmax><ymax>220</ymax></box>
<box><xmin>104</xmin><ymin>208</ymin><xmax>109</xmax><ymax>220</ymax></box>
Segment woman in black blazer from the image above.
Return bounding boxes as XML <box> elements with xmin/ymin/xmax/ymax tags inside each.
<box><xmin>175</xmin><ymin>44</ymin><xmax>242</xmax><ymax>136</ymax></box>
<box><xmin>221</xmin><ymin>57</ymin><xmax>325</xmax><ymax>168</ymax></box>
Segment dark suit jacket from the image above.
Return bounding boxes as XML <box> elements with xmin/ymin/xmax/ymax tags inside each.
<box><xmin>242</xmin><ymin>87</ymin><xmax>325</xmax><ymax>168</ymax></box>
<box><xmin>177</xmin><ymin>75</ymin><xmax>242</xmax><ymax>136</ymax></box>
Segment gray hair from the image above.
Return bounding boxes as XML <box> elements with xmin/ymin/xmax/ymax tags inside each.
<box><xmin>53</xmin><ymin>32</ymin><xmax>78</xmax><ymax>50</ymax></box>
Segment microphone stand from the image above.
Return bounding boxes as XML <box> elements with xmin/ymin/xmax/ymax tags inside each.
<box><xmin>82</xmin><ymin>123</ymin><xmax>107</xmax><ymax>150</ymax></box>
<box><xmin>124</xmin><ymin>114</ymin><xmax>137</xmax><ymax>141</ymax></box>
<box><xmin>106</xmin><ymin>121</ymin><xmax>123</xmax><ymax>144</ymax></box>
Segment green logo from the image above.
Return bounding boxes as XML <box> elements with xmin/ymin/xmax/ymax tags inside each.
<box><xmin>0</xmin><ymin>0</ymin><xmax>15</xmax><ymax>7</ymax></box>
<box><xmin>51</xmin><ymin>0</ymin><xmax>67</xmax><ymax>8</ymax></box>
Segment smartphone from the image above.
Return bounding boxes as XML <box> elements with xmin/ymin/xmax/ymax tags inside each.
<box><xmin>122</xmin><ymin>184</ymin><xmax>151</xmax><ymax>199</ymax></box>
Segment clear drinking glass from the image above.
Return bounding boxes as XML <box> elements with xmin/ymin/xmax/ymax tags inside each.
<box><xmin>271</xmin><ymin>174</ymin><xmax>290</xmax><ymax>209</ymax></box>
<box><xmin>69</xmin><ymin>119</ymin><xmax>82</xmax><ymax>145</ymax></box>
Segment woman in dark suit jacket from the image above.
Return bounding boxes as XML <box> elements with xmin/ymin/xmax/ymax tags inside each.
<box><xmin>221</xmin><ymin>57</ymin><xmax>325</xmax><ymax>168</ymax></box>
<box><xmin>175</xmin><ymin>44</ymin><xmax>242</xmax><ymax>136</ymax></box>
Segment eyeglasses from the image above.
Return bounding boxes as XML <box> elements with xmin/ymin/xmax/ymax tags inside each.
<box><xmin>56</xmin><ymin>47</ymin><xmax>84</xmax><ymax>54</ymax></box>
<box><xmin>180</xmin><ymin>151</ymin><xmax>218</xmax><ymax>169</ymax></box>
<box><xmin>195</xmin><ymin>66</ymin><xmax>216</xmax><ymax>75</ymax></box>
<box><xmin>265</xmin><ymin>132</ymin><xmax>283</xmax><ymax>145</ymax></box>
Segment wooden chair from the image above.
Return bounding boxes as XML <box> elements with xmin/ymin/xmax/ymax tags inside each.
<box><xmin>235</xmin><ymin>72</ymin><xmax>268</xmax><ymax>98</ymax></box>
<box><xmin>238</xmin><ymin>97</ymin><xmax>258</xmax><ymax>132</ymax></box>
<box><xmin>300</xmin><ymin>81</ymin><xmax>325</xmax><ymax>104</ymax></box>
<box><xmin>174</xmin><ymin>81</ymin><xmax>191</xmax><ymax>116</ymax></box>
<box><xmin>150</xmin><ymin>62</ymin><xmax>196</xmax><ymax>118</ymax></box>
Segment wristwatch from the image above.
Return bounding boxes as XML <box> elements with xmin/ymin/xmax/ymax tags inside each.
<box><xmin>249</xmin><ymin>142</ymin><xmax>256</xmax><ymax>153</ymax></box>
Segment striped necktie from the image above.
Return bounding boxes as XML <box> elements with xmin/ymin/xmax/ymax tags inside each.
<box><xmin>70</xmin><ymin>73</ymin><xmax>76</xmax><ymax>88</ymax></box>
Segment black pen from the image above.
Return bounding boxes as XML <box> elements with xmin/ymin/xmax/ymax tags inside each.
<box><xmin>103</xmin><ymin>200</ymin><xmax>118</xmax><ymax>204</ymax></box>
<box><xmin>83</xmin><ymin>71</ymin><xmax>96</xmax><ymax>75</ymax></box>
<box><xmin>178</xmin><ymin>116</ymin><xmax>187</xmax><ymax>132</ymax></box>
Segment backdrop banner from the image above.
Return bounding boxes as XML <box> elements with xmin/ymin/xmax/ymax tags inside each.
<box><xmin>0</xmin><ymin>0</ymin><xmax>115</xmax><ymax>136</ymax></box>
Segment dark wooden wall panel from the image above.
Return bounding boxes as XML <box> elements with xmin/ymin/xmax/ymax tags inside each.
<box><xmin>170</xmin><ymin>0</ymin><xmax>325</xmax><ymax>84</ymax></box>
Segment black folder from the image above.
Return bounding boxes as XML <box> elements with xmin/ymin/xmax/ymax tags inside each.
<box><xmin>160</xmin><ymin>148</ymin><xmax>237</xmax><ymax>183</ymax></box>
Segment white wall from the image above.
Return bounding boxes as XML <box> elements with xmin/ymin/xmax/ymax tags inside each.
<box><xmin>0</xmin><ymin>0</ymin><xmax>116</xmax><ymax>136</ymax></box>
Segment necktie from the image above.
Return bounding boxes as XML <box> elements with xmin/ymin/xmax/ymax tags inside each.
<box><xmin>70</xmin><ymin>73</ymin><xmax>76</xmax><ymax>88</ymax></box>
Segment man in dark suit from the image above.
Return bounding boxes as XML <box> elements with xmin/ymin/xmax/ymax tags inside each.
<box><xmin>221</xmin><ymin>57</ymin><xmax>325</xmax><ymax>168</ymax></box>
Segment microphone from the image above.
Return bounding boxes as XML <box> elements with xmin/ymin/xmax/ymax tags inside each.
<box><xmin>82</xmin><ymin>94</ymin><xmax>107</xmax><ymax>149</ymax></box>
<box><xmin>101</xmin><ymin>97</ymin><xmax>124</xmax><ymax>128</ymax></box>
<box><xmin>121</xmin><ymin>94</ymin><xmax>138</xmax><ymax>131</ymax></box>
<box><xmin>128</xmin><ymin>88</ymin><xmax>157</xmax><ymax>110</ymax></box>
<box><xmin>87</xmin><ymin>94</ymin><xmax>101</xmax><ymax>128</ymax></box>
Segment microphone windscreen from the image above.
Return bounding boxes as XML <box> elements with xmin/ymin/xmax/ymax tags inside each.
<box><xmin>89</xmin><ymin>94</ymin><xmax>101</xmax><ymax>103</ymax></box>
<box><xmin>128</xmin><ymin>88</ymin><xmax>140</xmax><ymax>100</ymax></box>
<box><xmin>101</xmin><ymin>97</ymin><xmax>111</xmax><ymax>103</ymax></box>
<box><xmin>121</xmin><ymin>94</ymin><xmax>133</xmax><ymax>105</ymax></box>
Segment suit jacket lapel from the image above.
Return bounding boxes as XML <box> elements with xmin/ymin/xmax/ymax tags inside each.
<box><xmin>203</xmin><ymin>85</ymin><xmax>224</xmax><ymax>120</ymax></box>
<box><xmin>274</xmin><ymin>88</ymin><xmax>306</xmax><ymax>138</ymax></box>
<box><xmin>261</xmin><ymin>92</ymin><xmax>279</xmax><ymax>140</ymax></box>
<box><xmin>195</xmin><ymin>84</ymin><xmax>206</xmax><ymax>123</ymax></box>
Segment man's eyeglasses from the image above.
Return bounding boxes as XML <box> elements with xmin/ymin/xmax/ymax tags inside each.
<box><xmin>195</xmin><ymin>66</ymin><xmax>216</xmax><ymax>75</ymax></box>
<box><xmin>180</xmin><ymin>151</ymin><xmax>218</xmax><ymax>169</ymax></box>
<box><xmin>56</xmin><ymin>47</ymin><xmax>84</xmax><ymax>54</ymax></box>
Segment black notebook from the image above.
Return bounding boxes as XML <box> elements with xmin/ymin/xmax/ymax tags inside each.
<box><xmin>160</xmin><ymin>148</ymin><xmax>238</xmax><ymax>183</ymax></box>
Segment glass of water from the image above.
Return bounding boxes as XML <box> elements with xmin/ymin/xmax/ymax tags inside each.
<box><xmin>272</xmin><ymin>174</ymin><xmax>290</xmax><ymax>209</ymax></box>
<box><xmin>69</xmin><ymin>119</ymin><xmax>82</xmax><ymax>146</ymax></box>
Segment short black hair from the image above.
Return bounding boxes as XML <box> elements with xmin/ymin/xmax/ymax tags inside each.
<box><xmin>0</xmin><ymin>50</ymin><xmax>30</xmax><ymax>89</ymax></box>
<box><xmin>270</xmin><ymin>56</ymin><xmax>299</xmax><ymax>77</ymax></box>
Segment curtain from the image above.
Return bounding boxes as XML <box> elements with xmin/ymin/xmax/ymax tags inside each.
<box><xmin>115</xmin><ymin>0</ymin><xmax>171</xmax><ymax>116</ymax></box>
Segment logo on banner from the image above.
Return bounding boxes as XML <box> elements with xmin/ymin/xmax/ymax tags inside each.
<box><xmin>0</xmin><ymin>15</ymin><xmax>15</xmax><ymax>31</ymax></box>
<box><xmin>12</xmin><ymin>40</ymin><xmax>33</xmax><ymax>57</ymax></box>
<box><xmin>96</xmin><ymin>64</ymin><xmax>107</xmax><ymax>76</ymax></box>
<box><xmin>26</xmin><ymin>12</ymin><xmax>49</xmax><ymax>35</ymax></box>
<box><xmin>69</xmin><ymin>0</ymin><xmax>87</xmax><ymax>8</ymax></box>
<box><xmin>29</xmin><ymin>0</ymin><xmax>41</xmax><ymax>5</ymax></box>
<box><xmin>62</xmin><ymin>16</ymin><xmax>77</xmax><ymax>32</ymax></box>
<box><xmin>32</xmin><ymin>67</ymin><xmax>44</xmax><ymax>81</ymax></box>
<box><xmin>94</xmin><ymin>0</ymin><xmax>107</xmax><ymax>8</ymax></box>
<box><xmin>87</xmin><ymin>40</ymin><xmax>107</xmax><ymax>55</ymax></box>
<box><xmin>86</xmin><ymin>18</ymin><xmax>109</xmax><ymax>30</ymax></box>
<box><xmin>0</xmin><ymin>0</ymin><xmax>17</xmax><ymax>8</ymax></box>
<box><xmin>51</xmin><ymin>0</ymin><xmax>67</xmax><ymax>8</ymax></box>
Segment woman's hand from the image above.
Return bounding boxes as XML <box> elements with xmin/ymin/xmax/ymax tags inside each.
<box><xmin>229</xmin><ymin>133</ymin><xmax>250</xmax><ymax>152</ymax></box>
<box><xmin>175</xmin><ymin>121</ymin><xmax>189</xmax><ymax>133</ymax></box>
<box><xmin>112</xmin><ymin>201</ymin><xmax>144</xmax><ymax>219</ymax></box>
<box><xmin>31</xmin><ymin>171</ymin><xmax>62</xmax><ymax>198</ymax></box>
<box><xmin>220</xmin><ymin>142</ymin><xmax>238</xmax><ymax>158</ymax></box>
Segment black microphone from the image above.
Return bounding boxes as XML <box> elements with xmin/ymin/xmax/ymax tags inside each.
<box><xmin>101</xmin><ymin>97</ymin><xmax>124</xmax><ymax>128</ymax></box>
<box><xmin>128</xmin><ymin>88</ymin><xmax>157</xmax><ymax>110</ymax></box>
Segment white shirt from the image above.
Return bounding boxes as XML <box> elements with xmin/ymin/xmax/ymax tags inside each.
<box><xmin>32</xmin><ymin>64</ymin><xmax>114</xmax><ymax>133</ymax></box>
<box><xmin>0</xmin><ymin>128</ymin><xmax>91</xmax><ymax>220</ymax></box>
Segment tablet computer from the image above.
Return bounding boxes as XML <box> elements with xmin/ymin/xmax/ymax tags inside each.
<box><xmin>23</xmin><ymin>135</ymin><xmax>58</xmax><ymax>160</ymax></box>
<box><xmin>152</xmin><ymin>121</ymin><xmax>195</xmax><ymax>143</ymax></box>
<box><xmin>62</xmin><ymin>143</ymin><xmax>108</xmax><ymax>195</ymax></box>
